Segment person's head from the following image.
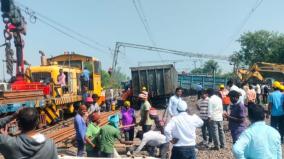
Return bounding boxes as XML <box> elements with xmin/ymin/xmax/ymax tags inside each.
<box><xmin>142</xmin><ymin>86</ymin><xmax>147</xmax><ymax>91</ymax></box>
<box><xmin>248</xmin><ymin>104</ymin><xmax>265</xmax><ymax>123</ymax></box>
<box><xmin>249</xmin><ymin>85</ymin><xmax>253</xmax><ymax>90</ymax></box>
<box><xmin>85</xmin><ymin>97</ymin><xmax>93</xmax><ymax>106</ymax></box>
<box><xmin>177</xmin><ymin>100</ymin><xmax>187</xmax><ymax>113</ymax></box>
<box><xmin>200</xmin><ymin>90</ymin><xmax>208</xmax><ymax>99</ymax></box>
<box><xmin>108</xmin><ymin>114</ymin><xmax>119</xmax><ymax>128</ymax></box>
<box><xmin>92</xmin><ymin>94</ymin><xmax>99</xmax><ymax>102</ymax></box>
<box><xmin>280</xmin><ymin>85</ymin><xmax>284</xmax><ymax>92</ymax></box>
<box><xmin>272</xmin><ymin>81</ymin><xmax>281</xmax><ymax>91</ymax></box>
<box><xmin>227</xmin><ymin>80</ymin><xmax>234</xmax><ymax>87</ymax></box>
<box><xmin>219</xmin><ymin>84</ymin><xmax>224</xmax><ymax>90</ymax></box>
<box><xmin>175</xmin><ymin>87</ymin><xmax>183</xmax><ymax>97</ymax></box>
<box><xmin>206</xmin><ymin>88</ymin><xmax>214</xmax><ymax>97</ymax></box>
<box><xmin>59</xmin><ymin>69</ymin><xmax>63</xmax><ymax>74</ymax></box>
<box><xmin>84</xmin><ymin>67</ymin><xmax>87</xmax><ymax>70</ymax></box>
<box><xmin>78</xmin><ymin>105</ymin><xmax>87</xmax><ymax>116</ymax></box>
<box><xmin>91</xmin><ymin>113</ymin><xmax>101</xmax><ymax>125</ymax></box>
<box><xmin>124</xmin><ymin>100</ymin><xmax>131</xmax><ymax>108</ymax></box>
<box><xmin>17</xmin><ymin>108</ymin><xmax>39</xmax><ymax>133</ymax></box>
<box><xmin>138</xmin><ymin>93</ymin><xmax>148</xmax><ymax>101</ymax></box>
<box><xmin>228</xmin><ymin>90</ymin><xmax>240</xmax><ymax>104</ymax></box>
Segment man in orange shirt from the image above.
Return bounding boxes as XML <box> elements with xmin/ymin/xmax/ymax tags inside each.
<box><xmin>219</xmin><ymin>84</ymin><xmax>230</xmax><ymax>112</ymax></box>
<box><xmin>246</xmin><ymin>85</ymin><xmax>256</xmax><ymax>106</ymax></box>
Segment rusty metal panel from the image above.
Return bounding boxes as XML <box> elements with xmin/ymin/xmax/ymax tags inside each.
<box><xmin>130</xmin><ymin>64</ymin><xmax>177</xmax><ymax>97</ymax></box>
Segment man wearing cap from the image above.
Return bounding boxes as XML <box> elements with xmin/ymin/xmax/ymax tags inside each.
<box><xmin>280</xmin><ymin>85</ymin><xmax>284</xmax><ymax>93</ymax></box>
<box><xmin>85</xmin><ymin>113</ymin><xmax>101</xmax><ymax>157</ymax></box>
<box><xmin>139</xmin><ymin>93</ymin><xmax>154</xmax><ymax>133</ymax></box>
<box><xmin>219</xmin><ymin>84</ymin><xmax>230</xmax><ymax>112</ymax></box>
<box><xmin>165</xmin><ymin>100</ymin><xmax>203</xmax><ymax>159</ymax></box>
<box><xmin>168</xmin><ymin>87</ymin><xmax>183</xmax><ymax>117</ymax></box>
<box><xmin>99</xmin><ymin>114</ymin><xmax>132</xmax><ymax>158</ymax></box>
<box><xmin>268</xmin><ymin>81</ymin><xmax>284</xmax><ymax>143</ymax></box>
<box><xmin>74</xmin><ymin>105</ymin><xmax>88</xmax><ymax>156</ymax></box>
<box><xmin>121</xmin><ymin>101</ymin><xmax>136</xmax><ymax>144</ymax></box>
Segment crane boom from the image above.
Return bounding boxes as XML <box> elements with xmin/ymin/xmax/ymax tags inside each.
<box><xmin>112</xmin><ymin>42</ymin><xmax>229</xmax><ymax>73</ymax></box>
<box><xmin>1</xmin><ymin>0</ymin><xmax>27</xmax><ymax>78</ymax></box>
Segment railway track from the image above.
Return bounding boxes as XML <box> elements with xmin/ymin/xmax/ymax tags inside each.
<box><xmin>44</xmin><ymin>111</ymin><xmax>119</xmax><ymax>144</ymax></box>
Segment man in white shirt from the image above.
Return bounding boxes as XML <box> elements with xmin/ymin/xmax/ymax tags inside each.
<box><xmin>227</xmin><ymin>80</ymin><xmax>246</xmax><ymax>104</ymax></box>
<box><xmin>207</xmin><ymin>88</ymin><xmax>225</xmax><ymax>150</ymax></box>
<box><xmin>167</xmin><ymin>87</ymin><xmax>183</xmax><ymax>117</ymax></box>
<box><xmin>255</xmin><ymin>83</ymin><xmax>261</xmax><ymax>104</ymax></box>
<box><xmin>135</xmin><ymin>130</ymin><xmax>168</xmax><ymax>159</ymax></box>
<box><xmin>165</xmin><ymin>100</ymin><xmax>203</xmax><ymax>159</ymax></box>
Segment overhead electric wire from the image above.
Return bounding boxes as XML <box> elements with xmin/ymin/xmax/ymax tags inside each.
<box><xmin>220</xmin><ymin>0</ymin><xmax>264</xmax><ymax>53</ymax></box>
<box><xmin>132</xmin><ymin>0</ymin><xmax>164</xmax><ymax>61</ymax></box>
<box><xmin>16</xmin><ymin>2</ymin><xmax>112</xmax><ymax>55</ymax></box>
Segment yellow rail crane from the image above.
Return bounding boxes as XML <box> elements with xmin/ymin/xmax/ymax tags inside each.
<box><xmin>25</xmin><ymin>52</ymin><xmax>105</xmax><ymax>124</ymax></box>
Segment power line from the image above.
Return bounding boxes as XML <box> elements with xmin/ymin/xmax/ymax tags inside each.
<box><xmin>16</xmin><ymin>2</ymin><xmax>112</xmax><ymax>55</ymax></box>
<box><xmin>132</xmin><ymin>0</ymin><xmax>164</xmax><ymax>61</ymax></box>
<box><xmin>220</xmin><ymin>0</ymin><xmax>264</xmax><ymax>53</ymax></box>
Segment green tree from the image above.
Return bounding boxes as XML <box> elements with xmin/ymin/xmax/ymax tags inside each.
<box><xmin>203</xmin><ymin>60</ymin><xmax>220</xmax><ymax>74</ymax></box>
<box><xmin>190</xmin><ymin>68</ymin><xmax>203</xmax><ymax>74</ymax></box>
<box><xmin>233</xmin><ymin>30</ymin><xmax>284</xmax><ymax>66</ymax></box>
<box><xmin>190</xmin><ymin>60</ymin><xmax>221</xmax><ymax>74</ymax></box>
<box><xmin>101</xmin><ymin>67</ymin><xmax>128</xmax><ymax>88</ymax></box>
<box><xmin>101</xmin><ymin>70</ymin><xmax>110</xmax><ymax>87</ymax></box>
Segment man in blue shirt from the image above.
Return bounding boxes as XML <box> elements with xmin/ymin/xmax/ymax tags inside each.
<box><xmin>81</xmin><ymin>67</ymin><xmax>90</xmax><ymax>88</ymax></box>
<box><xmin>268</xmin><ymin>81</ymin><xmax>284</xmax><ymax>143</ymax></box>
<box><xmin>74</xmin><ymin>105</ymin><xmax>88</xmax><ymax>156</ymax></box>
<box><xmin>233</xmin><ymin>104</ymin><xmax>282</xmax><ymax>159</ymax></box>
<box><xmin>196</xmin><ymin>83</ymin><xmax>203</xmax><ymax>99</ymax></box>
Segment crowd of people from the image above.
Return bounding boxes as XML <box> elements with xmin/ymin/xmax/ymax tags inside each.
<box><xmin>0</xmin><ymin>79</ymin><xmax>283</xmax><ymax>159</ymax></box>
<box><xmin>191</xmin><ymin>80</ymin><xmax>283</xmax><ymax>159</ymax></box>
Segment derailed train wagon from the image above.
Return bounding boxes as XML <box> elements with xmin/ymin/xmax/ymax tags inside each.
<box><xmin>130</xmin><ymin>64</ymin><xmax>178</xmax><ymax>107</ymax></box>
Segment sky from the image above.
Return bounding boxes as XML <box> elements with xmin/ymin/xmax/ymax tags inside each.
<box><xmin>0</xmin><ymin>0</ymin><xmax>283</xmax><ymax>79</ymax></box>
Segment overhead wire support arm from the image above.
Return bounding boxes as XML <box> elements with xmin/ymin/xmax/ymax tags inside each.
<box><xmin>112</xmin><ymin>42</ymin><xmax>229</xmax><ymax>73</ymax></box>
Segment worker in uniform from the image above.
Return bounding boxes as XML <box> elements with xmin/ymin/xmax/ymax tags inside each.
<box><xmin>120</xmin><ymin>100</ymin><xmax>136</xmax><ymax>153</ymax></box>
<box><xmin>268</xmin><ymin>81</ymin><xmax>284</xmax><ymax>144</ymax></box>
<box><xmin>219</xmin><ymin>84</ymin><xmax>230</xmax><ymax>112</ymax></box>
<box><xmin>99</xmin><ymin>114</ymin><xmax>133</xmax><ymax>158</ymax></box>
<box><xmin>85</xmin><ymin>113</ymin><xmax>101</xmax><ymax>157</ymax></box>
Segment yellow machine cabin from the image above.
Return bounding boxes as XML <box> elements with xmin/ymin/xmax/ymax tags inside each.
<box><xmin>25</xmin><ymin>53</ymin><xmax>104</xmax><ymax>124</ymax></box>
<box><xmin>236</xmin><ymin>62</ymin><xmax>284</xmax><ymax>83</ymax></box>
